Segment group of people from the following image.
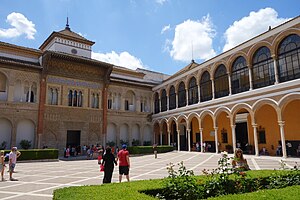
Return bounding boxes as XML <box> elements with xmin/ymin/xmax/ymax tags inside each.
<box><xmin>100</xmin><ymin>144</ymin><xmax>130</xmax><ymax>184</ymax></box>
<box><xmin>0</xmin><ymin>147</ymin><xmax>21</xmax><ymax>181</ymax></box>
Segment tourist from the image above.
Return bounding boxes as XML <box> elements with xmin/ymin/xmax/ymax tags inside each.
<box><xmin>232</xmin><ymin>148</ymin><xmax>250</xmax><ymax>171</ymax></box>
<box><xmin>117</xmin><ymin>144</ymin><xmax>130</xmax><ymax>182</ymax></box>
<box><xmin>153</xmin><ymin>143</ymin><xmax>158</xmax><ymax>159</ymax></box>
<box><xmin>196</xmin><ymin>142</ymin><xmax>200</xmax><ymax>152</ymax></box>
<box><xmin>1</xmin><ymin>150</ymin><xmax>6</xmax><ymax>181</ymax></box>
<box><xmin>276</xmin><ymin>143</ymin><xmax>282</xmax><ymax>156</ymax></box>
<box><xmin>9</xmin><ymin>147</ymin><xmax>21</xmax><ymax>181</ymax></box>
<box><xmin>102</xmin><ymin>147</ymin><xmax>117</xmax><ymax>183</ymax></box>
<box><xmin>65</xmin><ymin>146</ymin><xmax>70</xmax><ymax>158</ymax></box>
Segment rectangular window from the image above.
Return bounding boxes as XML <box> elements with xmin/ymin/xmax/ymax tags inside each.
<box><xmin>125</xmin><ymin>100</ymin><xmax>129</xmax><ymax>110</ymax></box>
<box><xmin>140</xmin><ymin>102</ymin><xmax>144</xmax><ymax>112</ymax></box>
<box><xmin>108</xmin><ymin>99</ymin><xmax>112</xmax><ymax>109</ymax></box>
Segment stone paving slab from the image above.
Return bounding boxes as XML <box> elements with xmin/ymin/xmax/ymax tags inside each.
<box><xmin>0</xmin><ymin>151</ymin><xmax>300</xmax><ymax>200</ymax></box>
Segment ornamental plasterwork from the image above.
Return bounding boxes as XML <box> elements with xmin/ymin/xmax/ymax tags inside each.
<box><xmin>47</xmin><ymin>76</ymin><xmax>101</xmax><ymax>89</ymax></box>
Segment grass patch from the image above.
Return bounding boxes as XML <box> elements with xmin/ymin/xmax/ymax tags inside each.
<box><xmin>53</xmin><ymin>170</ymin><xmax>299</xmax><ymax>200</ymax></box>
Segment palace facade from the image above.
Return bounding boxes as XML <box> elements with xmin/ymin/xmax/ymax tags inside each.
<box><xmin>0</xmin><ymin>16</ymin><xmax>299</xmax><ymax>157</ymax></box>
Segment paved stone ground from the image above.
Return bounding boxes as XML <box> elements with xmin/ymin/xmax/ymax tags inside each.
<box><xmin>0</xmin><ymin>151</ymin><xmax>299</xmax><ymax>200</ymax></box>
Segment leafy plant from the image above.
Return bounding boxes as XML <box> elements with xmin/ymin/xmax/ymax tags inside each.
<box><xmin>0</xmin><ymin>141</ymin><xmax>7</xmax><ymax>150</ymax></box>
<box><xmin>143</xmin><ymin>141</ymin><xmax>151</xmax><ymax>146</ymax></box>
<box><xmin>132</xmin><ymin>139</ymin><xmax>140</xmax><ymax>146</ymax></box>
<box><xmin>19</xmin><ymin>140</ymin><xmax>31</xmax><ymax>149</ymax></box>
<box><xmin>120</xmin><ymin>140</ymin><xmax>128</xmax><ymax>146</ymax></box>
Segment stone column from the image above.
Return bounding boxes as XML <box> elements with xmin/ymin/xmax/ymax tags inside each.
<box><xmin>160</xmin><ymin>131</ymin><xmax>163</xmax><ymax>145</ymax></box>
<box><xmin>187</xmin><ymin>129</ymin><xmax>191</xmax><ymax>151</ymax></box>
<box><xmin>248</xmin><ymin>67</ymin><xmax>253</xmax><ymax>90</ymax></box>
<box><xmin>198</xmin><ymin>84</ymin><xmax>201</xmax><ymax>103</ymax></box>
<box><xmin>186</xmin><ymin>88</ymin><xmax>189</xmax><ymax>106</ymax></box>
<box><xmin>272</xmin><ymin>55</ymin><xmax>279</xmax><ymax>84</ymax></box>
<box><xmin>211</xmin><ymin>78</ymin><xmax>215</xmax><ymax>99</ymax></box>
<box><xmin>37</xmin><ymin>76</ymin><xmax>47</xmax><ymax>146</ymax></box>
<box><xmin>279</xmin><ymin>121</ymin><xmax>287</xmax><ymax>158</ymax></box>
<box><xmin>27</xmin><ymin>86</ymin><xmax>32</xmax><ymax>102</ymax></box>
<box><xmin>228</xmin><ymin>74</ymin><xmax>232</xmax><ymax>95</ymax></box>
<box><xmin>168</xmin><ymin>129</ymin><xmax>171</xmax><ymax>145</ymax></box>
<box><xmin>200</xmin><ymin>128</ymin><xmax>203</xmax><ymax>152</ymax></box>
<box><xmin>166</xmin><ymin>95</ymin><xmax>169</xmax><ymax>111</ymax></box>
<box><xmin>231</xmin><ymin>125</ymin><xmax>236</xmax><ymax>153</ymax></box>
<box><xmin>177</xmin><ymin>129</ymin><xmax>180</xmax><ymax>151</ymax></box>
<box><xmin>252</xmin><ymin>124</ymin><xmax>259</xmax><ymax>156</ymax></box>
<box><xmin>176</xmin><ymin>94</ymin><xmax>178</xmax><ymax>108</ymax></box>
<box><xmin>214</xmin><ymin>127</ymin><xmax>219</xmax><ymax>153</ymax></box>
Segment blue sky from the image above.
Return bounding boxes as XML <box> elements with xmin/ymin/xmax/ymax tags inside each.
<box><xmin>0</xmin><ymin>0</ymin><xmax>299</xmax><ymax>75</ymax></box>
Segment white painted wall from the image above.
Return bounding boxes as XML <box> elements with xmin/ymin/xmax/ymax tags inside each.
<box><xmin>120</xmin><ymin>124</ymin><xmax>129</xmax><ymax>142</ymax></box>
<box><xmin>0</xmin><ymin>118</ymin><xmax>12</xmax><ymax>149</ymax></box>
<box><xmin>107</xmin><ymin>123</ymin><xmax>117</xmax><ymax>143</ymax></box>
<box><xmin>16</xmin><ymin>119</ymin><xmax>35</xmax><ymax>149</ymax></box>
<box><xmin>132</xmin><ymin>124</ymin><xmax>140</xmax><ymax>141</ymax></box>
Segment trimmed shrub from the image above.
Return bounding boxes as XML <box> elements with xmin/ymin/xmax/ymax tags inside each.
<box><xmin>3</xmin><ymin>149</ymin><xmax>59</xmax><ymax>161</ymax></box>
<box><xmin>127</xmin><ymin>145</ymin><xmax>174</xmax><ymax>154</ymax></box>
<box><xmin>19</xmin><ymin>140</ymin><xmax>31</xmax><ymax>149</ymax></box>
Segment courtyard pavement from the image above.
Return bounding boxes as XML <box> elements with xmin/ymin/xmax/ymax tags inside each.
<box><xmin>0</xmin><ymin>151</ymin><xmax>299</xmax><ymax>200</ymax></box>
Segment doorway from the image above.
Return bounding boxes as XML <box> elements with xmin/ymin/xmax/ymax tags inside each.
<box><xmin>66</xmin><ymin>130</ymin><xmax>81</xmax><ymax>148</ymax></box>
<box><xmin>235</xmin><ymin>122</ymin><xmax>249</xmax><ymax>152</ymax></box>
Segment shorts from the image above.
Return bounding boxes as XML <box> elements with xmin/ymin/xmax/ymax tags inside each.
<box><xmin>9</xmin><ymin>163</ymin><xmax>15</xmax><ymax>172</ymax></box>
<box><xmin>119</xmin><ymin>166</ymin><xmax>129</xmax><ymax>175</ymax></box>
<box><xmin>0</xmin><ymin>165</ymin><xmax>3</xmax><ymax>171</ymax></box>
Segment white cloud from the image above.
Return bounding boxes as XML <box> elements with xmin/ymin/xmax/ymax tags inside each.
<box><xmin>223</xmin><ymin>7</ymin><xmax>290</xmax><ymax>52</ymax></box>
<box><xmin>0</xmin><ymin>12</ymin><xmax>36</xmax><ymax>40</ymax></box>
<box><xmin>161</xmin><ymin>24</ymin><xmax>171</xmax><ymax>34</ymax></box>
<box><xmin>156</xmin><ymin>0</ymin><xmax>167</xmax><ymax>5</ymax></box>
<box><xmin>92</xmin><ymin>51</ymin><xmax>146</xmax><ymax>70</ymax></box>
<box><xmin>167</xmin><ymin>15</ymin><xmax>216</xmax><ymax>62</ymax></box>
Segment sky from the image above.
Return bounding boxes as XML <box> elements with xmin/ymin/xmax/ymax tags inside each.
<box><xmin>0</xmin><ymin>0</ymin><xmax>299</xmax><ymax>75</ymax></box>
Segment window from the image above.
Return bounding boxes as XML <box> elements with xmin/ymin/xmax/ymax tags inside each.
<box><xmin>161</xmin><ymin>89</ymin><xmax>167</xmax><ymax>112</ymax></box>
<box><xmin>214</xmin><ymin>65</ymin><xmax>229</xmax><ymax>98</ymax></box>
<box><xmin>108</xmin><ymin>99</ymin><xmax>112</xmax><ymax>109</ymax></box>
<box><xmin>252</xmin><ymin>46</ymin><xmax>275</xmax><ymax>89</ymax></box>
<box><xmin>188</xmin><ymin>77</ymin><xmax>198</xmax><ymax>105</ymax></box>
<box><xmin>154</xmin><ymin>92</ymin><xmax>159</xmax><ymax>114</ymax></box>
<box><xmin>278</xmin><ymin>34</ymin><xmax>300</xmax><ymax>82</ymax></box>
<box><xmin>200</xmin><ymin>71</ymin><xmax>212</xmax><ymax>102</ymax></box>
<box><xmin>68</xmin><ymin>90</ymin><xmax>73</xmax><ymax>106</ymax></box>
<box><xmin>258</xmin><ymin>126</ymin><xmax>266</xmax><ymax>144</ymax></box>
<box><xmin>0</xmin><ymin>72</ymin><xmax>6</xmax><ymax>92</ymax></box>
<box><xmin>178</xmin><ymin>82</ymin><xmax>186</xmax><ymax>108</ymax></box>
<box><xmin>68</xmin><ymin>89</ymin><xmax>83</xmax><ymax>107</ymax></box>
<box><xmin>125</xmin><ymin>100</ymin><xmax>129</xmax><ymax>111</ymax></box>
<box><xmin>73</xmin><ymin>90</ymin><xmax>78</xmax><ymax>106</ymax></box>
<box><xmin>169</xmin><ymin>86</ymin><xmax>176</xmax><ymax>110</ymax></box>
<box><xmin>221</xmin><ymin>128</ymin><xmax>228</xmax><ymax>143</ymax></box>
<box><xmin>231</xmin><ymin>56</ymin><xmax>249</xmax><ymax>94</ymax></box>
<box><xmin>48</xmin><ymin>88</ymin><xmax>58</xmax><ymax>105</ymax></box>
<box><xmin>78</xmin><ymin>91</ymin><xmax>83</xmax><ymax>107</ymax></box>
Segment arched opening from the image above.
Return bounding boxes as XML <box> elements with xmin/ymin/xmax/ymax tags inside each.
<box><xmin>0</xmin><ymin>118</ymin><xmax>12</xmax><ymax>149</ymax></box>
<box><xmin>231</xmin><ymin>56</ymin><xmax>249</xmax><ymax>94</ymax></box>
<box><xmin>214</xmin><ymin>64</ymin><xmax>229</xmax><ymax>98</ymax></box>
<box><xmin>16</xmin><ymin>119</ymin><xmax>35</xmax><ymax>149</ymax></box>
<box><xmin>124</xmin><ymin>90</ymin><xmax>136</xmax><ymax>111</ymax></box>
<box><xmin>169</xmin><ymin>86</ymin><xmax>176</xmax><ymax>110</ymax></box>
<box><xmin>161</xmin><ymin>89</ymin><xmax>167</xmax><ymax>112</ymax></box>
<box><xmin>215</xmin><ymin>112</ymin><xmax>232</xmax><ymax>153</ymax></box>
<box><xmin>178</xmin><ymin>82</ymin><xmax>186</xmax><ymax>107</ymax></box>
<box><xmin>188</xmin><ymin>77</ymin><xmax>198</xmax><ymax>105</ymax></box>
<box><xmin>154</xmin><ymin>92</ymin><xmax>159</xmax><ymax>114</ymax></box>
<box><xmin>200</xmin><ymin>71</ymin><xmax>212</xmax><ymax>102</ymax></box>
<box><xmin>201</xmin><ymin>114</ymin><xmax>215</xmax><ymax>152</ymax></box>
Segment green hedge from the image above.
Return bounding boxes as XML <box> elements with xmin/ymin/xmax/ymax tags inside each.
<box><xmin>3</xmin><ymin>149</ymin><xmax>59</xmax><ymax>161</ymax></box>
<box><xmin>127</xmin><ymin>145</ymin><xmax>175</xmax><ymax>154</ymax></box>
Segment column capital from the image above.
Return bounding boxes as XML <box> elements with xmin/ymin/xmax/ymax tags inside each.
<box><xmin>271</xmin><ymin>54</ymin><xmax>278</xmax><ymax>60</ymax></box>
<box><xmin>278</xmin><ymin>121</ymin><xmax>285</xmax><ymax>126</ymax></box>
<box><xmin>186</xmin><ymin>129</ymin><xmax>191</xmax><ymax>132</ymax></box>
<box><xmin>231</xmin><ymin>124</ymin><xmax>236</xmax><ymax>128</ymax></box>
<box><xmin>214</xmin><ymin>127</ymin><xmax>218</xmax><ymax>131</ymax></box>
<box><xmin>252</xmin><ymin>123</ymin><xmax>258</xmax><ymax>128</ymax></box>
<box><xmin>199</xmin><ymin>128</ymin><xmax>203</xmax><ymax>132</ymax></box>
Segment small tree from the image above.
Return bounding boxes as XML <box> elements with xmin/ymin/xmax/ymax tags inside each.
<box><xmin>106</xmin><ymin>141</ymin><xmax>115</xmax><ymax>147</ymax></box>
<box><xmin>20</xmin><ymin>140</ymin><xmax>31</xmax><ymax>149</ymax></box>
<box><xmin>132</xmin><ymin>139</ymin><xmax>140</xmax><ymax>146</ymax></box>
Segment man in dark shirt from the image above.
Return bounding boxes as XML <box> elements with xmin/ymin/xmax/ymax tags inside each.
<box><xmin>102</xmin><ymin>147</ymin><xmax>117</xmax><ymax>183</ymax></box>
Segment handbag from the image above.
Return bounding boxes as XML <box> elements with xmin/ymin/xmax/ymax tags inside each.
<box><xmin>100</xmin><ymin>164</ymin><xmax>104</xmax><ymax>172</ymax></box>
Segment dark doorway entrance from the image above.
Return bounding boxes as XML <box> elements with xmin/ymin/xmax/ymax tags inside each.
<box><xmin>235</xmin><ymin>122</ymin><xmax>248</xmax><ymax>152</ymax></box>
<box><xmin>66</xmin><ymin>130</ymin><xmax>81</xmax><ymax>148</ymax></box>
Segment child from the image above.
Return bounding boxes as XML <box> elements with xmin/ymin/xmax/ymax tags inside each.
<box><xmin>1</xmin><ymin>150</ymin><xmax>6</xmax><ymax>181</ymax></box>
<box><xmin>232</xmin><ymin>148</ymin><xmax>250</xmax><ymax>171</ymax></box>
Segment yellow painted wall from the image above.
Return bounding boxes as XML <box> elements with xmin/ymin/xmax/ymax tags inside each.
<box><xmin>256</xmin><ymin>105</ymin><xmax>280</xmax><ymax>155</ymax></box>
<box><xmin>191</xmin><ymin>117</ymin><xmax>199</xmax><ymax>142</ymax></box>
<box><xmin>202</xmin><ymin>115</ymin><xmax>214</xmax><ymax>142</ymax></box>
<box><xmin>283</xmin><ymin>100</ymin><xmax>300</xmax><ymax>140</ymax></box>
<box><xmin>216</xmin><ymin>112</ymin><xmax>231</xmax><ymax>152</ymax></box>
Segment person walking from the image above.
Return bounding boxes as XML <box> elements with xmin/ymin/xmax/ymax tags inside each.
<box><xmin>117</xmin><ymin>144</ymin><xmax>130</xmax><ymax>182</ymax></box>
<box><xmin>9</xmin><ymin>147</ymin><xmax>21</xmax><ymax>181</ymax></box>
<box><xmin>153</xmin><ymin>143</ymin><xmax>158</xmax><ymax>159</ymax></box>
<box><xmin>1</xmin><ymin>150</ymin><xmax>6</xmax><ymax>181</ymax></box>
<box><xmin>102</xmin><ymin>147</ymin><xmax>117</xmax><ymax>184</ymax></box>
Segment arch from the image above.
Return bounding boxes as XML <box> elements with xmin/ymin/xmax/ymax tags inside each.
<box><xmin>187</xmin><ymin>112</ymin><xmax>200</xmax><ymax>123</ymax></box>
<box><xmin>247</xmin><ymin>41</ymin><xmax>273</xmax><ymax>64</ymax></box>
<box><xmin>231</xmin><ymin>103</ymin><xmax>253</xmax><ymax>123</ymax></box>
<box><xmin>214</xmin><ymin>106</ymin><xmax>231</xmax><ymax>119</ymax></box>
<box><xmin>0</xmin><ymin>118</ymin><xmax>12</xmax><ymax>149</ymax></box>
<box><xmin>177</xmin><ymin>81</ymin><xmax>186</xmax><ymax>107</ymax></box>
<box><xmin>120</xmin><ymin>123</ymin><xmax>129</xmax><ymax>144</ymax></box>
<box><xmin>199</xmin><ymin>110</ymin><xmax>214</xmax><ymax>121</ymax></box>
<box><xmin>177</xmin><ymin>114</ymin><xmax>188</xmax><ymax>128</ymax></box>
<box><xmin>231</xmin><ymin>56</ymin><xmax>250</xmax><ymax>94</ymax></box>
<box><xmin>0</xmin><ymin>71</ymin><xmax>8</xmax><ymax>101</ymax></box>
<box><xmin>214</xmin><ymin>64</ymin><xmax>229</xmax><ymax>98</ymax></box>
<box><xmin>107</xmin><ymin>123</ymin><xmax>117</xmax><ymax>144</ymax></box>
<box><xmin>227</xmin><ymin>51</ymin><xmax>249</xmax><ymax>69</ymax></box>
<box><xmin>272</xmin><ymin>29</ymin><xmax>300</xmax><ymax>55</ymax></box>
<box><xmin>252</xmin><ymin>98</ymin><xmax>279</xmax><ymax>113</ymax></box>
<box><xmin>278</xmin><ymin>92</ymin><xmax>300</xmax><ymax>111</ymax></box>
<box><xmin>143</xmin><ymin>124</ymin><xmax>152</xmax><ymax>143</ymax></box>
<box><xmin>211</xmin><ymin>61</ymin><xmax>228</xmax><ymax>75</ymax></box>
<box><xmin>276</xmin><ymin>34</ymin><xmax>300</xmax><ymax>83</ymax></box>
<box><xmin>16</xmin><ymin>119</ymin><xmax>35</xmax><ymax>149</ymax></box>
<box><xmin>252</xmin><ymin>46</ymin><xmax>275</xmax><ymax>89</ymax></box>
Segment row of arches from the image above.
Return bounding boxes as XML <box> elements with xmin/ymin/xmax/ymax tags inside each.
<box><xmin>154</xmin><ymin>33</ymin><xmax>300</xmax><ymax>113</ymax></box>
<box><xmin>154</xmin><ymin>93</ymin><xmax>300</xmax><ymax>157</ymax></box>
<box><xmin>107</xmin><ymin>123</ymin><xmax>152</xmax><ymax>146</ymax></box>
<box><xmin>0</xmin><ymin>118</ymin><xmax>35</xmax><ymax>149</ymax></box>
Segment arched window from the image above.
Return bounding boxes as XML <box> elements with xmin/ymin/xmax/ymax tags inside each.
<box><xmin>53</xmin><ymin>89</ymin><xmax>58</xmax><ymax>105</ymax></box>
<box><xmin>188</xmin><ymin>77</ymin><xmax>198</xmax><ymax>105</ymax></box>
<box><xmin>278</xmin><ymin>34</ymin><xmax>300</xmax><ymax>82</ymax></box>
<box><xmin>252</xmin><ymin>46</ymin><xmax>275</xmax><ymax>89</ymax></box>
<box><xmin>231</xmin><ymin>56</ymin><xmax>249</xmax><ymax>94</ymax></box>
<box><xmin>91</xmin><ymin>93</ymin><xmax>95</xmax><ymax>108</ymax></box>
<box><xmin>96</xmin><ymin>94</ymin><xmax>99</xmax><ymax>108</ymax></box>
<box><xmin>200</xmin><ymin>71</ymin><xmax>212</xmax><ymax>102</ymax></box>
<box><xmin>178</xmin><ymin>82</ymin><xmax>186</xmax><ymax>108</ymax></box>
<box><xmin>161</xmin><ymin>89</ymin><xmax>167</xmax><ymax>112</ymax></box>
<box><xmin>73</xmin><ymin>90</ymin><xmax>78</xmax><ymax>106</ymax></box>
<box><xmin>169</xmin><ymin>86</ymin><xmax>176</xmax><ymax>110</ymax></box>
<box><xmin>154</xmin><ymin>92</ymin><xmax>159</xmax><ymax>114</ymax></box>
<box><xmin>78</xmin><ymin>91</ymin><xmax>83</xmax><ymax>107</ymax></box>
<box><xmin>48</xmin><ymin>88</ymin><xmax>53</xmax><ymax>104</ymax></box>
<box><xmin>68</xmin><ymin>90</ymin><xmax>73</xmax><ymax>106</ymax></box>
<box><xmin>214</xmin><ymin>65</ymin><xmax>229</xmax><ymax>98</ymax></box>
<box><xmin>26</xmin><ymin>91</ymin><xmax>34</xmax><ymax>103</ymax></box>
